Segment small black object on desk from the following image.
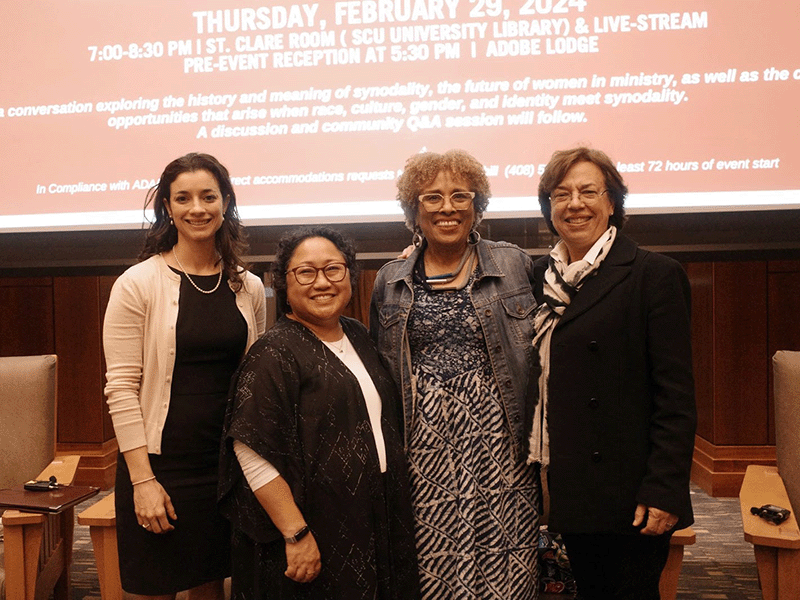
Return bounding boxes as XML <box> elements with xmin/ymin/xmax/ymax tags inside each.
<box><xmin>750</xmin><ymin>503</ymin><xmax>792</xmax><ymax>525</ymax></box>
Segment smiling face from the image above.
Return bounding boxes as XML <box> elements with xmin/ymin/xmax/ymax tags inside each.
<box><xmin>550</xmin><ymin>161</ymin><xmax>614</xmax><ymax>262</ymax></box>
<box><xmin>285</xmin><ymin>236</ymin><xmax>352</xmax><ymax>335</ymax></box>
<box><xmin>164</xmin><ymin>169</ymin><xmax>228</xmax><ymax>247</ymax></box>
<box><xmin>415</xmin><ymin>170</ymin><xmax>475</xmax><ymax>253</ymax></box>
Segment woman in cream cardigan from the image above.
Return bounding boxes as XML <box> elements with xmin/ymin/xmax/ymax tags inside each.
<box><xmin>103</xmin><ymin>153</ymin><xmax>266</xmax><ymax>600</ymax></box>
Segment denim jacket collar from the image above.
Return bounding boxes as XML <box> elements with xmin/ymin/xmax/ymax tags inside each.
<box><xmin>388</xmin><ymin>238</ymin><xmax>506</xmax><ymax>285</ymax></box>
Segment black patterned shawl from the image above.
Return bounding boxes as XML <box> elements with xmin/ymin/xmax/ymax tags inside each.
<box><xmin>218</xmin><ymin>316</ymin><xmax>419</xmax><ymax>600</ymax></box>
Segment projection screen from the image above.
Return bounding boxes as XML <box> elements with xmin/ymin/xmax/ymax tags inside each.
<box><xmin>1</xmin><ymin>0</ymin><xmax>798</xmax><ymax>232</ymax></box>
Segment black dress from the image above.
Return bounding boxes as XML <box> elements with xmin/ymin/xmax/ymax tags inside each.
<box><xmin>115</xmin><ymin>271</ymin><xmax>247</xmax><ymax>595</ymax></box>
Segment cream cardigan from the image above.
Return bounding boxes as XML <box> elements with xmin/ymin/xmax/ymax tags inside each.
<box><xmin>103</xmin><ymin>254</ymin><xmax>267</xmax><ymax>454</ymax></box>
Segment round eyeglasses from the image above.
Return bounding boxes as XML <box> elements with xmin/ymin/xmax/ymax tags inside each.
<box><xmin>286</xmin><ymin>263</ymin><xmax>348</xmax><ymax>286</ymax></box>
<box><xmin>418</xmin><ymin>191</ymin><xmax>476</xmax><ymax>212</ymax></box>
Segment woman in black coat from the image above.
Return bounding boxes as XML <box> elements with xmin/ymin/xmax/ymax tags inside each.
<box><xmin>529</xmin><ymin>147</ymin><xmax>696</xmax><ymax>600</ymax></box>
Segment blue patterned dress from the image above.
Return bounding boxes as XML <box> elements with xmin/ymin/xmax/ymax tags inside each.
<box><xmin>407</xmin><ymin>275</ymin><xmax>540</xmax><ymax>600</ymax></box>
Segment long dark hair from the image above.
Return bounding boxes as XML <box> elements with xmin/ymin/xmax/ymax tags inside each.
<box><xmin>139</xmin><ymin>153</ymin><xmax>250</xmax><ymax>290</ymax></box>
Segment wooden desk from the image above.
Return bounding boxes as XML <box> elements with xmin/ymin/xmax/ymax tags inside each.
<box><xmin>1</xmin><ymin>455</ymin><xmax>80</xmax><ymax>600</ymax></box>
<box><xmin>739</xmin><ymin>464</ymin><xmax>800</xmax><ymax>600</ymax></box>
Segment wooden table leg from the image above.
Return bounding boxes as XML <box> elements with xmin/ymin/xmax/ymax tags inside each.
<box><xmin>52</xmin><ymin>507</ymin><xmax>75</xmax><ymax>600</ymax></box>
<box><xmin>777</xmin><ymin>547</ymin><xmax>800</xmax><ymax>599</ymax></box>
<box><xmin>88</xmin><ymin>523</ymin><xmax>123</xmax><ymax>600</ymax></box>
<box><xmin>2</xmin><ymin>511</ymin><xmax>46</xmax><ymax>600</ymax></box>
<box><xmin>659</xmin><ymin>542</ymin><xmax>684</xmax><ymax>600</ymax></box>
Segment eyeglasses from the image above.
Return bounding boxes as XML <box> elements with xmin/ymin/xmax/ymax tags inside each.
<box><xmin>550</xmin><ymin>189</ymin><xmax>608</xmax><ymax>205</ymax></box>
<box><xmin>418</xmin><ymin>191</ymin><xmax>476</xmax><ymax>212</ymax></box>
<box><xmin>286</xmin><ymin>262</ymin><xmax>348</xmax><ymax>286</ymax></box>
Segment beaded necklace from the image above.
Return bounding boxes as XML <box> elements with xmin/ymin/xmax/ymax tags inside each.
<box><xmin>173</xmin><ymin>247</ymin><xmax>223</xmax><ymax>294</ymax></box>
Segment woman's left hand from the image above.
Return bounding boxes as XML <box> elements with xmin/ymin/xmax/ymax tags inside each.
<box><xmin>633</xmin><ymin>503</ymin><xmax>679</xmax><ymax>535</ymax></box>
<box><xmin>284</xmin><ymin>532</ymin><xmax>321</xmax><ymax>583</ymax></box>
<box><xmin>134</xmin><ymin>478</ymin><xmax>177</xmax><ymax>534</ymax></box>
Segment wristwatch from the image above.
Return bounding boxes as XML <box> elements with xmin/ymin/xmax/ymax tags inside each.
<box><xmin>284</xmin><ymin>524</ymin><xmax>310</xmax><ymax>544</ymax></box>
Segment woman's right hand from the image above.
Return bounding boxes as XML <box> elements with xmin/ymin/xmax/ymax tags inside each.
<box><xmin>284</xmin><ymin>532</ymin><xmax>321</xmax><ymax>583</ymax></box>
<box><xmin>133</xmin><ymin>478</ymin><xmax>177</xmax><ymax>533</ymax></box>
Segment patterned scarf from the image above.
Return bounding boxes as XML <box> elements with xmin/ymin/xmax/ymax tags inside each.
<box><xmin>527</xmin><ymin>226</ymin><xmax>617</xmax><ymax>468</ymax></box>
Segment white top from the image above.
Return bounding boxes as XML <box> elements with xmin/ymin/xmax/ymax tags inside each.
<box><xmin>235</xmin><ymin>332</ymin><xmax>387</xmax><ymax>492</ymax></box>
<box><xmin>323</xmin><ymin>334</ymin><xmax>387</xmax><ymax>472</ymax></box>
<box><xmin>234</xmin><ymin>439</ymin><xmax>280</xmax><ymax>490</ymax></box>
<box><xmin>103</xmin><ymin>254</ymin><xmax>267</xmax><ymax>454</ymax></box>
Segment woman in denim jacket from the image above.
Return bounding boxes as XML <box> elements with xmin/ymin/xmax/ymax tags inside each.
<box><xmin>369</xmin><ymin>150</ymin><xmax>542</xmax><ymax>600</ymax></box>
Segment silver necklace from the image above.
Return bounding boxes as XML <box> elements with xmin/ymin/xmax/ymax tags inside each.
<box><xmin>329</xmin><ymin>335</ymin><xmax>347</xmax><ymax>354</ymax></box>
<box><xmin>425</xmin><ymin>246</ymin><xmax>474</xmax><ymax>285</ymax></box>
<box><xmin>172</xmin><ymin>247</ymin><xmax>223</xmax><ymax>294</ymax></box>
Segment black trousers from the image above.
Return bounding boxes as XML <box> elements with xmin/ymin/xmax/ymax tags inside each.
<box><xmin>562</xmin><ymin>532</ymin><xmax>671</xmax><ymax>600</ymax></box>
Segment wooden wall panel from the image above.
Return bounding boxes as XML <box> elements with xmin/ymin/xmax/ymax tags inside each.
<box><xmin>53</xmin><ymin>276</ymin><xmax>108</xmax><ymax>445</ymax></box>
<box><xmin>767</xmin><ymin>263</ymin><xmax>800</xmax><ymax>353</ymax></box>
<box><xmin>766</xmin><ymin>261</ymin><xmax>800</xmax><ymax>446</ymax></box>
<box><xmin>344</xmin><ymin>268</ymin><xmax>378</xmax><ymax>327</ymax></box>
<box><xmin>98</xmin><ymin>275</ymin><xmax>118</xmax><ymax>442</ymax></box>
<box><xmin>0</xmin><ymin>277</ymin><xmax>55</xmax><ymax>356</ymax></box>
<box><xmin>2</xmin><ymin>257</ymin><xmax>795</xmax><ymax>493</ymax></box>
<box><xmin>686</xmin><ymin>263</ymin><xmax>714</xmax><ymax>443</ymax></box>
<box><xmin>712</xmin><ymin>262</ymin><xmax>769</xmax><ymax>445</ymax></box>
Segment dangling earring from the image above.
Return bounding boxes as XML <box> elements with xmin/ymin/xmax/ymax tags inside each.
<box><xmin>468</xmin><ymin>229</ymin><xmax>481</xmax><ymax>245</ymax></box>
<box><xmin>412</xmin><ymin>232</ymin><xmax>423</xmax><ymax>247</ymax></box>
<box><xmin>169</xmin><ymin>217</ymin><xmax>174</xmax><ymax>227</ymax></box>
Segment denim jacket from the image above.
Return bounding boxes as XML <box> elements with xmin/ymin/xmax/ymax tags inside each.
<box><xmin>369</xmin><ymin>239</ymin><xmax>540</xmax><ymax>457</ymax></box>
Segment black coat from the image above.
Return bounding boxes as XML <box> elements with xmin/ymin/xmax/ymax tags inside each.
<box><xmin>535</xmin><ymin>234</ymin><xmax>696</xmax><ymax>535</ymax></box>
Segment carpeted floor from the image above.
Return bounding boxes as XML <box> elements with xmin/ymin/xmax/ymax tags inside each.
<box><xmin>675</xmin><ymin>485</ymin><xmax>761</xmax><ymax>600</ymax></box>
<box><xmin>1</xmin><ymin>483</ymin><xmax>765</xmax><ymax>599</ymax></box>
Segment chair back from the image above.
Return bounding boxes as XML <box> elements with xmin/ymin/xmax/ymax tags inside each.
<box><xmin>773</xmin><ymin>350</ymin><xmax>800</xmax><ymax>513</ymax></box>
<box><xmin>0</xmin><ymin>355</ymin><xmax>57</xmax><ymax>490</ymax></box>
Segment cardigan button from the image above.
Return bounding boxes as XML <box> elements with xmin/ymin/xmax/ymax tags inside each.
<box><xmin>592</xmin><ymin>451</ymin><xmax>602</xmax><ymax>463</ymax></box>
<box><xmin>588</xmin><ymin>398</ymin><xmax>599</xmax><ymax>409</ymax></box>
<box><xmin>485</xmin><ymin>309</ymin><xmax>492</xmax><ymax>317</ymax></box>
<box><xmin>588</xmin><ymin>340</ymin><xmax>599</xmax><ymax>351</ymax></box>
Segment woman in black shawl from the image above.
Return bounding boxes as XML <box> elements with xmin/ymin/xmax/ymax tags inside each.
<box><xmin>219</xmin><ymin>226</ymin><xmax>419</xmax><ymax>600</ymax></box>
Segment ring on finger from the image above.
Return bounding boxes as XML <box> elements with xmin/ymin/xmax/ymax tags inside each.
<box><xmin>142</xmin><ymin>523</ymin><xmax>150</xmax><ymax>529</ymax></box>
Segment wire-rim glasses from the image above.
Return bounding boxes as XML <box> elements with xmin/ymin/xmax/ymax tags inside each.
<box><xmin>550</xmin><ymin>189</ymin><xmax>608</xmax><ymax>205</ymax></box>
